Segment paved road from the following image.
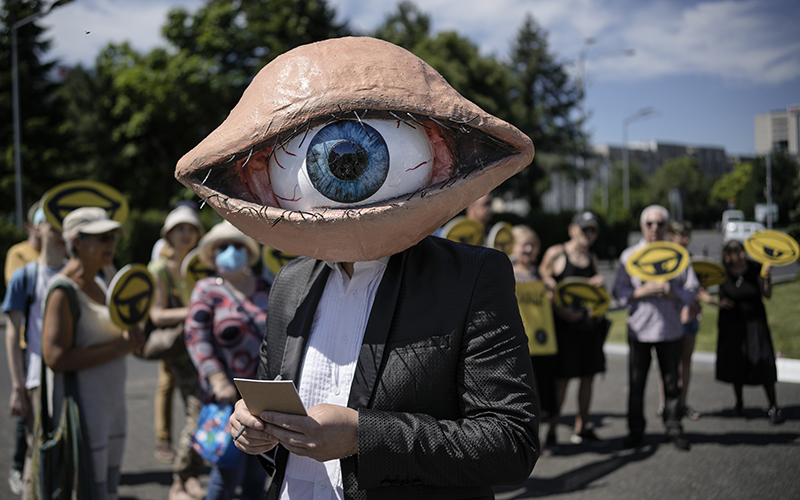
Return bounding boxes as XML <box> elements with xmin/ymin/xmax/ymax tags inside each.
<box><xmin>1</xmin><ymin>324</ymin><xmax>798</xmax><ymax>500</ymax></box>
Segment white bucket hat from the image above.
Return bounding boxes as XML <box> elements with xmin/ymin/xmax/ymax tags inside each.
<box><xmin>62</xmin><ymin>207</ymin><xmax>122</xmax><ymax>243</ymax></box>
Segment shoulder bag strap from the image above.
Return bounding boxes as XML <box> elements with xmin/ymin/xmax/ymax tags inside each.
<box><xmin>39</xmin><ymin>277</ymin><xmax>81</xmax><ymax>433</ymax></box>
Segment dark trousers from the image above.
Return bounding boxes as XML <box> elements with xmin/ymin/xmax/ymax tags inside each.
<box><xmin>628</xmin><ymin>336</ymin><xmax>684</xmax><ymax>437</ymax></box>
<box><xmin>13</xmin><ymin>416</ymin><xmax>27</xmax><ymax>471</ymax></box>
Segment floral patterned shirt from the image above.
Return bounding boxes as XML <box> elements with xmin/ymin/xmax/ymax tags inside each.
<box><xmin>185</xmin><ymin>276</ymin><xmax>269</xmax><ymax>399</ymax></box>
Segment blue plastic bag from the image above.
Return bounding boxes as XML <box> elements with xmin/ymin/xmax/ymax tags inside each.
<box><xmin>192</xmin><ymin>403</ymin><xmax>241</xmax><ymax>468</ymax></box>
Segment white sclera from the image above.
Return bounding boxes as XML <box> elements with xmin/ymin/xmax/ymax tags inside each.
<box><xmin>269</xmin><ymin>119</ymin><xmax>434</xmax><ymax>211</ymax></box>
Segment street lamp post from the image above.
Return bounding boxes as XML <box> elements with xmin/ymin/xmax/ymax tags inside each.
<box><xmin>622</xmin><ymin>107</ymin><xmax>658</xmax><ymax>211</ymax></box>
<box><xmin>11</xmin><ymin>0</ymin><xmax>74</xmax><ymax>229</ymax></box>
<box><xmin>575</xmin><ymin>39</ymin><xmax>634</xmax><ymax>213</ymax></box>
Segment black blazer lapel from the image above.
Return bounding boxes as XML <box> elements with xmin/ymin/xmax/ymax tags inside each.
<box><xmin>278</xmin><ymin>263</ymin><xmax>330</xmax><ymax>382</ymax></box>
<box><xmin>346</xmin><ymin>250</ymin><xmax>408</xmax><ymax>409</ymax></box>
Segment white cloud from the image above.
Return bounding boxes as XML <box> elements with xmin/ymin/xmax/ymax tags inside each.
<box><xmin>612</xmin><ymin>0</ymin><xmax>800</xmax><ymax>84</ymax></box>
<box><xmin>44</xmin><ymin>0</ymin><xmax>203</xmax><ymax>66</ymax></box>
<box><xmin>43</xmin><ymin>0</ymin><xmax>800</xmax><ymax>85</ymax></box>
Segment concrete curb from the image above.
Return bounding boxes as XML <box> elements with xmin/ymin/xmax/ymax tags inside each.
<box><xmin>604</xmin><ymin>342</ymin><xmax>800</xmax><ymax>384</ymax></box>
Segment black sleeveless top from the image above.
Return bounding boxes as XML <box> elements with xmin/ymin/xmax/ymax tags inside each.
<box><xmin>554</xmin><ymin>246</ymin><xmax>595</xmax><ymax>282</ymax></box>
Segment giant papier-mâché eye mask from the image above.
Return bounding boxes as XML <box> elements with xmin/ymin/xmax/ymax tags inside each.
<box><xmin>176</xmin><ymin>37</ymin><xmax>534</xmax><ymax>262</ymax></box>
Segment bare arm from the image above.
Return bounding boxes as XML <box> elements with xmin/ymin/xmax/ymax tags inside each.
<box><xmin>5</xmin><ymin>311</ymin><xmax>30</xmax><ymax>417</ymax></box>
<box><xmin>41</xmin><ymin>288</ymin><xmax>140</xmax><ymax>373</ymax></box>
<box><xmin>148</xmin><ymin>272</ymin><xmax>189</xmax><ymax>327</ymax></box>
<box><xmin>538</xmin><ymin>245</ymin><xmax>561</xmax><ymax>291</ymax></box>
<box><xmin>588</xmin><ymin>254</ymin><xmax>605</xmax><ymax>288</ymax></box>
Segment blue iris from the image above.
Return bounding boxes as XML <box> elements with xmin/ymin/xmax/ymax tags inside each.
<box><xmin>307</xmin><ymin>121</ymin><xmax>389</xmax><ymax>203</ymax></box>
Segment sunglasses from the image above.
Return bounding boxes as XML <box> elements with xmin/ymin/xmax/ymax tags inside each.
<box><xmin>85</xmin><ymin>232</ymin><xmax>118</xmax><ymax>243</ymax></box>
<box><xmin>216</xmin><ymin>242</ymin><xmax>244</xmax><ymax>252</ymax></box>
<box><xmin>645</xmin><ymin>221</ymin><xmax>665</xmax><ymax>228</ymax></box>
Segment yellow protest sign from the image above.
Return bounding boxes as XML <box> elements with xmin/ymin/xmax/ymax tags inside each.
<box><xmin>553</xmin><ymin>277</ymin><xmax>611</xmax><ymax>317</ymax></box>
<box><xmin>41</xmin><ymin>180</ymin><xmax>129</xmax><ymax>231</ymax></box>
<box><xmin>441</xmin><ymin>216</ymin><xmax>485</xmax><ymax>247</ymax></box>
<box><xmin>106</xmin><ymin>264</ymin><xmax>154</xmax><ymax>329</ymax></box>
<box><xmin>515</xmin><ymin>280</ymin><xmax>557</xmax><ymax>356</ymax></box>
<box><xmin>691</xmin><ymin>257</ymin><xmax>727</xmax><ymax>288</ymax></box>
<box><xmin>262</xmin><ymin>246</ymin><xmax>300</xmax><ymax>276</ymax></box>
<box><xmin>744</xmin><ymin>230</ymin><xmax>799</xmax><ymax>266</ymax></box>
<box><xmin>182</xmin><ymin>248</ymin><xmax>214</xmax><ymax>290</ymax></box>
<box><xmin>625</xmin><ymin>241</ymin><xmax>691</xmax><ymax>282</ymax></box>
<box><xmin>487</xmin><ymin>222</ymin><xmax>515</xmax><ymax>256</ymax></box>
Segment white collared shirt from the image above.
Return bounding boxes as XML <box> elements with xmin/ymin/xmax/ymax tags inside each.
<box><xmin>279</xmin><ymin>257</ymin><xmax>389</xmax><ymax>500</ymax></box>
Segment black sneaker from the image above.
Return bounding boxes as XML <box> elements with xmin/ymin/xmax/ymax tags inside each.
<box><xmin>571</xmin><ymin>428</ymin><xmax>602</xmax><ymax>444</ymax></box>
<box><xmin>768</xmin><ymin>407</ymin><xmax>786</xmax><ymax>425</ymax></box>
<box><xmin>623</xmin><ymin>433</ymin><xmax>643</xmax><ymax>449</ymax></box>
<box><xmin>669</xmin><ymin>435</ymin><xmax>692</xmax><ymax>451</ymax></box>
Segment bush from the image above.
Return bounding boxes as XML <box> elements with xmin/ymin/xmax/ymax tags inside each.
<box><xmin>493</xmin><ymin>210</ymin><xmax>631</xmax><ymax>261</ymax></box>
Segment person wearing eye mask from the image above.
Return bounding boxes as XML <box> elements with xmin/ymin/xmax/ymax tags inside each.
<box><xmin>184</xmin><ymin>221</ymin><xmax>270</xmax><ymax>500</ymax></box>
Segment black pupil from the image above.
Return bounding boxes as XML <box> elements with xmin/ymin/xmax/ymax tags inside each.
<box><xmin>328</xmin><ymin>141</ymin><xmax>368</xmax><ymax>181</ymax></box>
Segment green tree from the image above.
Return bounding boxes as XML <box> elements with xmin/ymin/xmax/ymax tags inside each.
<box><xmin>0</xmin><ymin>0</ymin><xmax>68</xmax><ymax>217</ymax></box>
<box><xmin>373</xmin><ymin>0</ymin><xmax>430</xmax><ymax>50</ymax></box>
<box><xmin>373</xmin><ymin>6</ymin><xmax>584</xmax><ymax>210</ymax></box>
<box><xmin>500</xmin><ymin>14</ymin><xmax>584</xmax><ymax>208</ymax></box>
<box><xmin>752</xmin><ymin>152</ymin><xmax>800</xmax><ymax>223</ymax></box>
<box><xmin>591</xmin><ymin>160</ymin><xmax>646</xmax><ymax>225</ymax></box>
<box><xmin>163</xmin><ymin>0</ymin><xmax>348</xmax><ymax>79</ymax></box>
<box><xmin>647</xmin><ymin>157</ymin><xmax>714</xmax><ymax>226</ymax></box>
<box><xmin>57</xmin><ymin>0</ymin><xmax>349</xmax><ymax>211</ymax></box>
<box><xmin>710</xmin><ymin>162</ymin><xmax>758</xmax><ymax>217</ymax></box>
<box><xmin>508</xmin><ymin>14</ymin><xmax>583</xmax><ymax>154</ymax></box>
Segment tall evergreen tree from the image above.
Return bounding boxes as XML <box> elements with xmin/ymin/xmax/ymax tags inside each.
<box><xmin>0</xmin><ymin>0</ymin><xmax>68</xmax><ymax>218</ymax></box>
<box><xmin>500</xmin><ymin>14</ymin><xmax>585</xmax><ymax>208</ymax></box>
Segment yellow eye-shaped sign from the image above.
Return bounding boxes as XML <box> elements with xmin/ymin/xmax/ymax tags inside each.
<box><xmin>262</xmin><ymin>246</ymin><xmax>300</xmax><ymax>276</ymax></box>
<box><xmin>691</xmin><ymin>257</ymin><xmax>727</xmax><ymax>288</ymax></box>
<box><xmin>41</xmin><ymin>180</ymin><xmax>129</xmax><ymax>231</ymax></box>
<box><xmin>625</xmin><ymin>241</ymin><xmax>691</xmax><ymax>282</ymax></box>
<box><xmin>744</xmin><ymin>230</ymin><xmax>799</xmax><ymax>266</ymax></box>
<box><xmin>181</xmin><ymin>248</ymin><xmax>214</xmax><ymax>290</ymax></box>
<box><xmin>515</xmin><ymin>280</ymin><xmax>557</xmax><ymax>355</ymax></box>
<box><xmin>442</xmin><ymin>216</ymin><xmax>485</xmax><ymax>247</ymax></box>
<box><xmin>106</xmin><ymin>264</ymin><xmax>154</xmax><ymax>329</ymax></box>
<box><xmin>487</xmin><ymin>222</ymin><xmax>515</xmax><ymax>256</ymax></box>
<box><xmin>552</xmin><ymin>277</ymin><xmax>611</xmax><ymax>317</ymax></box>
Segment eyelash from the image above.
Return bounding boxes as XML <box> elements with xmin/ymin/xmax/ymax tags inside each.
<box><xmin>195</xmin><ymin>109</ymin><xmax>507</xmax><ymax>215</ymax></box>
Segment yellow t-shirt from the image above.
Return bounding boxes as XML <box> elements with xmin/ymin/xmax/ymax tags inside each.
<box><xmin>147</xmin><ymin>258</ymin><xmax>192</xmax><ymax>306</ymax></box>
<box><xmin>5</xmin><ymin>241</ymin><xmax>40</xmax><ymax>285</ymax></box>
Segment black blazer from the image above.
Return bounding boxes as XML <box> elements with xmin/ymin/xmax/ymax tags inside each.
<box><xmin>257</xmin><ymin>236</ymin><xmax>539</xmax><ymax>499</ymax></box>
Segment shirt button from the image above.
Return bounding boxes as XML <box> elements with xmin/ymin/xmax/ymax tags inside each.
<box><xmin>319</xmin><ymin>483</ymin><xmax>326</xmax><ymax>489</ymax></box>
<box><xmin>333</xmin><ymin>387</ymin><xmax>341</xmax><ymax>395</ymax></box>
<box><xmin>342</xmin><ymin>337</ymin><xmax>348</xmax><ymax>344</ymax></box>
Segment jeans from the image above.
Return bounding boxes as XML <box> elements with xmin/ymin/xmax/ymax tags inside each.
<box><xmin>628</xmin><ymin>336</ymin><xmax>684</xmax><ymax>437</ymax></box>
<box><xmin>206</xmin><ymin>450</ymin><xmax>268</xmax><ymax>500</ymax></box>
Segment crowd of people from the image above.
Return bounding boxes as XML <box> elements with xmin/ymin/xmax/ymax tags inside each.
<box><xmin>2</xmin><ymin>196</ymin><xmax>790</xmax><ymax>498</ymax></box>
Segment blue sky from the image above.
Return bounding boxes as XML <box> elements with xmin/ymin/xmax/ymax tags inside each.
<box><xmin>41</xmin><ymin>0</ymin><xmax>800</xmax><ymax>156</ymax></box>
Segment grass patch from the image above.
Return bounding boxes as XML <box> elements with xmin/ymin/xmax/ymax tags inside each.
<box><xmin>605</xmin><ymin>278</ymin><xmax>800</xmax><ymax>359</ymax></box>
